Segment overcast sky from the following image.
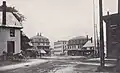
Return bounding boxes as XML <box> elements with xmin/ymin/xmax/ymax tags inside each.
<box><xmin>0</xmin><ymin>0</ymin><xmax>118</xmax><ymax>46</ymax></box>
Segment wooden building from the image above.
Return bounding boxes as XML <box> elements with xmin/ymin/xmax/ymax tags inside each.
<box><xmin>0</xmin><ymin>1</ymin><xmax>23</xmax><ymax>55</ymax></box>
<box><xmin>67</xmin><ymin>35</ymin><xmax>94</xmax><ymax>56</ymax></box>
<box><xmin>30</xmin><ymin>33</ymin><xmax>50</xmax><ymax>56</ymax></box>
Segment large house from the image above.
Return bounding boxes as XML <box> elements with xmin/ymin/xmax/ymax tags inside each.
<box><xmin>67</xmin><ymin>35</ymin><xmax>94</xmax><ymax>56</ymax></box>
<box><xmin>30</xmin><ymin>33</ymin><xmax>50</xmax><ymax>56</ymax></box>
<box><xmin>0</xmin><ymin>1</ymin><xmax>23</xmax><ymax>55</ymax></box>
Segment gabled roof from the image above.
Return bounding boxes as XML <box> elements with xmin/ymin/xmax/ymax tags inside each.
<box><xmin>0</xmin><ymin>12</ymin><xmax>23</xmax><ymax>28</ymax></box>
<box><xmin>30</xmin><ymin>35</ymin><xmax>48</xmax><ymax>40</ymax></box>
<box><xmin>83</xmin><ymin>40</ymin><xmax>94</xmax><ymax>48</ymax></box>
<box><xmin>30</xmin><ymin>34</ymin><xmax>50</xmax><ymax>43</ymax></box>
<box><xmin>70</xmin><ymin>36</ymin><xmax>87</xmax><ymax>40</ymax></box>
<box><xmin>0</xmin><ymin>4</ymin><xmax>24</xmax><ymax>22</ymax></box>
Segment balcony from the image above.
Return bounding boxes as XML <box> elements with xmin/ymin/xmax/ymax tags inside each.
<box><xmin>67</xmin><ymin>48</ymin><xmax>82</xmax><ymax>50</ymax></box>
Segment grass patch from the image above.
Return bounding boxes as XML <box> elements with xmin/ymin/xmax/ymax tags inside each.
<box><xmin>96</xmin><ymin>66</ymin><xmax>116</xmax><ymax>72</ymax></box>
<box><xmin>0</xmin><ymin>60</ymin><xmax>22</xmax><ymax>66</ymax></box>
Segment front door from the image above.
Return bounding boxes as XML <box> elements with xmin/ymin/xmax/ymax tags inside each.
<box><xmin>7</xmin><ymin>41</ymin><xmax>15</xmax><ymax>54</ymax></box>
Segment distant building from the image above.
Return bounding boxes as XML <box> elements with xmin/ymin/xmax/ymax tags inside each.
<box><xmin>30</xmin><ymin>33</ymin><xmax>50</xmax><ymax>56</ymax></box>
<box><xmin>67</xmin><ymin>35</ymin><xmax>94</xmax><ymax>56</ymax></box>
<box><xmin>0</xmin><ymin>1</ymin><xmax>23</xmax><ymax>55</ymax></box>
<box><xmin>53</xmin><ymin>40</ymin><xmax>68</xmax><ymax>56</ymax></box>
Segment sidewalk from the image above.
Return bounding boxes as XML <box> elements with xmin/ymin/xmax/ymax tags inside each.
<box><xmin>75</xmin><ymin>61</ymin><xmax>115</xmax><ymax>67</ymax></box>
<box><xmin>79</xmin><ymin>58</ymin><xmax>116</xmax><ymax>67</ymax></box>
<box><xmin>42</xmin><ymin>56</ymin><xmax>86</xmax><ymax>59</ymax></box>
<box><xmin>0</xmin><ymin>59</ymin><xmax>48</xmax><ymax>71</ymax></box>
<box><xmin>87</xmin><ymin>58</ymin><xmax>117</xmax><ymax>61</ymax></box>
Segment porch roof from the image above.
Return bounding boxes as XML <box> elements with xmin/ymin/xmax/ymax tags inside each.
<box><xmin>83</xmin><ymin>40</ymin><xmax>94</xmax><ymax>48</ymax></box>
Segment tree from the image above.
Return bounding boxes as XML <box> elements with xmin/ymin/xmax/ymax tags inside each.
<box><xmin>11</xmin><ymin>7</ymin><xmax>26</xmax><ymax>22</ymax></box>
<box><xmin>0</xmin><ymin>4</ymin><xmax>26</xmax><ymax>22</ymax></box>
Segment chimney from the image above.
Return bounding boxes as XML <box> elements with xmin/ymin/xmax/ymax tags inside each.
<box><xmin>107</xmin><ymin>11</ymin><xmax>109</xmax><ymax>15</ymax></box>
<box><xmin>86</xmin><ymin>35</ymin><xmax>88</xmax><ymax>40</ymax></box>
<box><xmin>2</xmin><ymin>1</ymin><xmax>6</xmax><ymax>25</ymax></box>
<box><xmin>37</xmin><ymin>33</ymin><xmax>39</xmax><ymax>36</ymax></box>
<box><xmin>118</xmin><ymin>0</ymin><xmax>120</xmax><ymax>13</ymax></box>
<box><xmin>39</xmin><ymin>33</ymin><xmax>41</xmax><ymax>36</ymax></box>
<box><xmin>91</xmin><ymin>37</ymin><xmax>93</xmax><ymax>43</ymax></box>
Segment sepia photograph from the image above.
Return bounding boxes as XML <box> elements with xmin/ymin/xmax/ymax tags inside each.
<box><xmin>0</xmin><ymin>0</ymin><xmax>119</xmax><ymax>73</ymax></box>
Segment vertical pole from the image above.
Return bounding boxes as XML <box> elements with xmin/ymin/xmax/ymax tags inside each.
<box><xmin>99</xmin><ymin>0</ymin><xmax>105</xmax><ymax>67</ymax></box>
<box><xmin>93</xmin><ymin>0</ymin><xmax>97</xmax><ymax>57</ymax></box>
<box><xmin>96</xmin><ymin>22</ymin><xmax>100</xmax><ymax>57</ymax></box>
<box><xmin>106</xmin><ymin>11</ymin><xmax>109</xmax><ymax>58</ymax></box>
<box><xmin>2</xmin><ymin>1</ymin><xmax>6</xmax><ymax>25</ymax></box>
<box><xmin>118</xmin><ymin>0</ymin><xmax>120</xmax><ymax>13</ymax></box>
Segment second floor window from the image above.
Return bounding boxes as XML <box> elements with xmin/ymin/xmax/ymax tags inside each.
<box><xmin>10</xmin><ymin>28</ymin><xmax>15</xmax><ymax>37</ymax></box>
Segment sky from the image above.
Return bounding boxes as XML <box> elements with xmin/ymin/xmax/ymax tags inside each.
<box><xmin>0</xmin><ymin>0</ymin><xmax>118</xmax><ymax>47</ymax></box>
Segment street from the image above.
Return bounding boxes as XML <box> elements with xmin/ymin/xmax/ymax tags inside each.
<box><xmin>0</xmin><ymin>57</ymin><xmax>100</xmax><ymax>73</ymax></box>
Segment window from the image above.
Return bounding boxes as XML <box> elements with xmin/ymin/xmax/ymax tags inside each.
<box><xmin>76</xmin><ymin>45</ymin><xmax>78</xmax><ymax>48</ymax></box>
<box><xmin>74</xmin><ymin>45</ymin><xmax>76</xmax><ymax>48</ymax></box>
<box><xmin>10</xmin><ymin>28</ymin><xmax>15</xmax><ymax>37</ymax></box>
<box><xmin>42</xmin><ymin>43</ymin><xmax>44</xmax><ymax>45</ymax></box>
<box><xmin>39</xmin><ymin>39</ymin><xmax>41</xmax><ymax>41</ymax></box>
<box><xmin>46</xmin><ymin>43</ymin><xmax>49</xmax><ymax>45</ymax></box>
<box><xmin>38</xmin><ymin>42</ymin><xmax>40</xmax><ymax>45</ymax></box>
<box><xmin>34</xmin><ymin>42</ymin><xmax>38</xmax><ymax>46</ymax></box>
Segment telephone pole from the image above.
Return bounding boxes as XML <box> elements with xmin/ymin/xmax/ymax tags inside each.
<box><xmin>93</xmin><ymin>0</ymin><xmax>97</xmax><ymax>57</ymax></box>
<box><xmin>99</xmin><ymin>0</ymin><xmax>105</xmax><ymax>68</ymax></box>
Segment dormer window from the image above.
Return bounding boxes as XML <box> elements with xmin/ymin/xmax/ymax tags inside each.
<box><xmin>10</xmin><ymin>28</ymin><xmax>15</xmax><ymax>37</ymax></box>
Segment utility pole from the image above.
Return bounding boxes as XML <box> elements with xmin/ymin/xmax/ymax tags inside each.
<box><xmin>93</xmin><ymin>0</ymin><xmax>97</xmax><ymax>57</ymax></box>
<box><xmin>99</xmin><ymin>0</ymin><xmax>105</xmax><ymax>68</ymax></box>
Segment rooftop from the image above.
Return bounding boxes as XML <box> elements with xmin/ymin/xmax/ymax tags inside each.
<box><xmin>70</xmin><ymin>36</ymin><xmax>87</xmax><ymax>40</ymax></box>
<box><xmin>30</xmin><ymin>33</ymin><xmax>49</xmax><ymax>42</ymax></box>
<box><xmin>31</xmin><ymin>33</ymin><xmax>48</xmax><ymax>40</ymax></box>
<box><xmin>0</xmin><ymin>12</ymin><xmax>23</xmax><ymax>28</ymax></box>
<box><xmin>103</xmin><ymin>13</ymin><xmax>120</xmax><ymax>24</ymax></box>
<box><xmin>83</xmin><ymin>40</ymin><xmax>94</xmax><ymax>48</ymax></box>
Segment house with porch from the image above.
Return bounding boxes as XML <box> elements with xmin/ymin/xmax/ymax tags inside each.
<box><xmin>67</xmin><ymin>35</ymin><xmax>94</xmax><ymax>56</ymax></box>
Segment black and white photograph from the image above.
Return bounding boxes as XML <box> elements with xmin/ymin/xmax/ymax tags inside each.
<box><xmin>0</xmin><ymin>0</ymin><xmax>119</xmax><ymax>73</ymax></box>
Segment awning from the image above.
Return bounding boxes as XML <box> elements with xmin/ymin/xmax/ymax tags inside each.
<box><xmin>83</xmin><ymin>40</ymin><xmax>94</xmax><ymax>48</ymax></box>
<box><xmin>40</xmin><ymin>49</ymin><xmax>46</xmax><ymax>54</ymax></box>
<box><xmin>28</xmin><ymin>42</ymin><xmax>33</xmax><ymax>46</ymax></box>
